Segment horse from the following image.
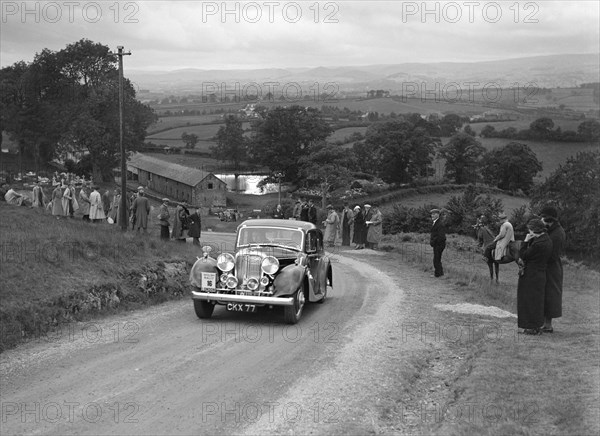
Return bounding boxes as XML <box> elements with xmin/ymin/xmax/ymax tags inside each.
<box><xmin>474</xmin><ymin>224</ymin><xmax>523</xmax><ymax>282</ymax></box>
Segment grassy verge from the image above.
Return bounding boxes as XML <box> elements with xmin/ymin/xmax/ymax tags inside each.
<box><xmin>376</xmin><ymin>232</ymin><xmax>600</xmax><ymax>434</ymax></box>
<box><xmin>0</xmin><ymin>202</ymin><xmax>222</xmax><ymax>353</ymax></box>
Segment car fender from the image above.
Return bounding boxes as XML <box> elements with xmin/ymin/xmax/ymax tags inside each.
<box><xmin>273</xmin><ymin>264</ymin><xmax>305</xmax><ymax>297</ymax></box>
<box><xmin>189</xmin><ymin>256</ymin><xmax>219</xmax><ymax>288</ymax></box>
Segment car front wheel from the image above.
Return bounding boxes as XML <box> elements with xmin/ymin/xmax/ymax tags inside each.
<box><xmin>194</xmin><ymin>300</ymin><xmax>215</xmax><ymax>319</ymax></box>
<box><xmin>284</xmin><ymin>288</ymin><xmax>305</xmax><ymax>324</ymax></box>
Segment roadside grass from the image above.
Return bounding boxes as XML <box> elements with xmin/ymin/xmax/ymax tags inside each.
<box><xmin>0</xmin><ymin>202</ymin><xmax>212</xmax><ymax>352</ymax></box>
<box><xmin>379</xmin><ymin>232</ymin><xmax>600</xmax><ymax>435</ymax></box>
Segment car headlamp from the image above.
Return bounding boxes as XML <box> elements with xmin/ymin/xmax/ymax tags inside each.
<box><xmin>260</xmin><ymin>276</ymin><xmax>270</xmax><ymax>286</ymax></box>
<box><xmin>217</xmin><ymin>253</ymin><xmax>235</xmax><ymax>272</ymax></box>
<box><xmin>261</xmin><ymin>256</ymin><xmax>279</xmax><ymax>275</ymax></box>
<box><xmin>226</xmin><ymin>276</ymin><xmax>238</xmax><ymax>289</ymax></box>
<box><xmin>247</xmin><ymin>277</ymin><xmax>259</xmax><ymax>291</ymax></box>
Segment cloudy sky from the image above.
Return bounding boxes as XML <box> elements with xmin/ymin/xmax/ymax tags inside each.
<box><xmin>1</xmin><ymin>1</ymin><xmax>598</xmax><ymax>71</ymax></box>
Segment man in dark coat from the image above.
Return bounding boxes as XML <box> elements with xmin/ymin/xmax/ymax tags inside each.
<box><xmin>132</xmin><ymin>190</ymin><xmax>151</xmax><ymax>233</ymax></box>
<box><xmin>540</xmin><ymin>206</ymin><xmax>566</xmax><ymax>333</ymax></box>
<box><xmin>300</xmin><ymin>198</ymin><xmax>309</xmax><ymax>222</ymax></box>
<box><xmin>187</xmin><ymin>206</ymin><xmax>202</xmax><ymax>246</ymax></box>
<box><xmin>352</xmin><ymin>205</ymin><xmax>366</xmax><ymax>249</ymax></box>
<box><xmin>430</xmin><ymin>208</ymin><xmax>446</xmax><ymax>277</ymax></box>
<box><xmin>517</xmin><ymin>219</ymin><xmax>553</xmax><ymax>335</ymax></box>
<box><xmin>307</xmin><ymin>199</ymin><xmax>318</xmax><ymax>225</ymax></box>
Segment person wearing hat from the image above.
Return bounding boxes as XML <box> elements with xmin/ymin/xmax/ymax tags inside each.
<box><xmin>362</xmin><ymin>204</ymin><xmax>373</xmax><ymax>248</ymax></box>
<box><xmin>51</xmin><ymin>182</ymin><xmax>64</xmax><ymax>218</ymax></box>
<box><xmin>353</xmin><ymin>205</ymin><xmax>366</xmax><ymax>249</ymax></box>
<box><xmin>430</xmin><ymin>208</ymin><xmax>446</xmax><ymax>277</ymax></box>
<box><xmin>272</xmin><ymin>204</ymin><xmax>285</xmax><ymax>219</ymax></box>
<box><xmin>292</xmin><ymin>199</ymin><xmax>302</xmax><ymax>220</ymax></box>
<box><xmin>89</xmin><ymin>185</ymin><xmax>105</xmax><ymax>223</ymax></box>
<box><xmin>187</xmin><ymin>206</ymin><xmax>202</xmax><ymax>246</ymax></box>
<box><xmin>300</xmin><ymin>198</ymin><xmax>309</xmax><ymax>222</ymax></box>
<box><xmin>132</xmin><ymin>189</ymin><xmax>150</xmax><ymax>233</ymax></box>
<box><xmin>323</xmin><ymin>204</ymin><xmax>340</xmax><ymax>248</ymax></box>
<box><xmin>157</xmin><ymin>198</ymin><xmax>171</xmax><ymax>240</ymax></box>
<box><xmin>340</xmin><ymin>202</ymin><xmax>354</xmax><ymax>246</ymax></box>
<box><xmin>172</xmin><ymin>201</ymin><xmax>190</xmax><ymax>242</ymax></box>
<box><xmin>307</xmin><ymin>199</ymin><xmax>318</xmax><ymax>225</ymax></box>
<box><xmin>366</xmin><ymin>203</ymin><xmax>383</xmax><ymax>250</ymax></box>
<box><xmin>539</xmin><ymin>205</ymin><xmax>566</xmax><ymax>333</ymax></box>
<box><xmin>485</xmin><ymin>212</ymin><xmax>515</xmax><ymax>262</ymax></box>
<box><xmin>516</xmin><ymin>218</ymin><xmax>553</xmax><ymax>335</ymax></box>
<box><xmin>79</xmin><ymin>185</ymin><xmax>91</xmax><ymax>222</ymax></box>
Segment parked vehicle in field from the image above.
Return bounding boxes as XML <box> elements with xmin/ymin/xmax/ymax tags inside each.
<box><xmin>189</xmin><ymin>219</ymin><xmax>332</xmax><ymax>324</ymax></box>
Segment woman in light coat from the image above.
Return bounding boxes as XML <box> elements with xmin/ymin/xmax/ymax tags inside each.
<box><xmin>51</xmin><ymin>184</ymin><xmax>64</xmax><ymax>217</ymax></box>
<box><xmin>323</xmin><ymin>204</ymin><xmax>340</xmax><ymax>247</ymax></box>
<box><xmin>89</xmin><ymin>186</ymin><xmax>106</xmax><ymax>222</ymax></box>
<box><xmin>366</xmin><ymin>204</ymin><xmax>383</xmax><ymax>250</ymax></box>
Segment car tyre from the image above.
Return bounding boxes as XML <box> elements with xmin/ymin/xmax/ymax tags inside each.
<box><xmin>194</xmin><ymin>300</ymin><xmax>215</xmax><ymax>319</ymax></box>
<box><xmin>284</xmin><ymin>288</ymin><xmax>305</xmax><ymax>324</ymax></box>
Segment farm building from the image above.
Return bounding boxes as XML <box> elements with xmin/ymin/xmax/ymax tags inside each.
<box><xmin>126</xmin><ymin>153</ymin><xmax>227</xmax><ymax>213</ymax></box>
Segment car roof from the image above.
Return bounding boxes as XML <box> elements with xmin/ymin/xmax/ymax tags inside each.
<box><xmin>237</xmin><ymin>219</ymin><xmax>317</xmax><ymax>232</ymax></box>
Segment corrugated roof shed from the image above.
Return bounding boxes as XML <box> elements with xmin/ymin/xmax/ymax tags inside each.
<box><xmin>127</xmin><ymin>153</ymin><xmax>214</xmax><ymax>187</ymax></box>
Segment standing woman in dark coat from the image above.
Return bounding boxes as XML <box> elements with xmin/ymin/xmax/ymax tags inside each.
<box><xmin>540</xmin><ymin>206</ymin><xmax>566</xmax><ymax>333</ymax></box>
<box><xmin>352</xmin><ymin>205</ymin><xmax>366</xmax><ymax>249</ymax></box>
<box><xmin>187</xmin><ymin>207</ymin><xmax>202</xmax><ymax>246</ymax></box>
<box><xmin>516</xmin><ymin>218</ymin><xmax>553</xmax><ymax>335</ymax></box>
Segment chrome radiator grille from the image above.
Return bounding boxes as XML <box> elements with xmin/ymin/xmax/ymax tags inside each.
<box><xmin>236</xmin><ymin>254</ymin><xmax>262</xmax><ymax>280</ymax></box>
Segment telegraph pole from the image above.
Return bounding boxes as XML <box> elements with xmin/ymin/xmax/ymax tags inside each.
<box><xmin>112</xmin><ymin>46</ymin><xmax>131</xmax><ymax>231</ymax></box>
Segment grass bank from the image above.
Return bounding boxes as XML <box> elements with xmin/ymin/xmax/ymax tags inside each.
<box><xmin>0</xmin><ymin>202</ymin><xmax>220</xmax><ymax>353</ymax></box>
<box><xmin>375</xmin><ymin>232</ymin><xmax>600</xmax><ymax>434</ymax></box>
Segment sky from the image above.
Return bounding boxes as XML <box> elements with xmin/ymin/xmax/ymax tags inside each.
<box><xmin>1</xmin><ymin>1</ymin><xmax>599</xmax><ymax>71</ymax></box>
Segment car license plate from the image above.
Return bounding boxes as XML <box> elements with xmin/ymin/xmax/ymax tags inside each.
<box><xmin>201</xmin><ymin>272</ymin><xmax>216</xmax><ymax>292</ymax></box>
<box><xmin>226</xmin><ymin>303</ymin><xmax>257</xmax><ymax>313</ymax></box>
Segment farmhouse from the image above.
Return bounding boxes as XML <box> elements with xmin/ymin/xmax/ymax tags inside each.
<box><xmin>126</xmin><ymin>153</ymin><xmax>227</xmax><ymax>213</ymax></box>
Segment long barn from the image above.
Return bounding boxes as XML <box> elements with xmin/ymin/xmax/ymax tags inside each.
<box><xmin>126</xmin><ymin>153</ymin><xmax>227</xmax><ymax>213</ymax></box>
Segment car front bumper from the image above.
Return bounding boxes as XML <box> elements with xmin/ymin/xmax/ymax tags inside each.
<box><xmin>191</xmin><ymin>290</ymin><xmax>294</xmax><ymax>306</ymax></box>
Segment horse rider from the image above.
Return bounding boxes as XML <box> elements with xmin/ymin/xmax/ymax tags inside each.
<box><xmin>484</xmin><ymin>212</ymin><xmax>515</xmax><ymax>261</ymax></box>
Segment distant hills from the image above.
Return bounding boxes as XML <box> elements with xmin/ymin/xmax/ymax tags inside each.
<box><xmin>127</xmin><ymin>54</ymin><xmax>599</xmax><ymax>96</ymax></box>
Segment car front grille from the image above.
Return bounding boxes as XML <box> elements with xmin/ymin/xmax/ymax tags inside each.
<box><xmin>236</xmin><ymin>254</ymin><xmax>262</xmax><ymax>281</ymax></box>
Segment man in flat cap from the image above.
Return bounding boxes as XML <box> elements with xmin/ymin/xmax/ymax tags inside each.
<box><xmin>539</xmin><ymin>205</ymin><xmax>566</xmax><ymax>333</ymax></box>
<box><xmin>430</xmin><ymin>208</ymin><xmax>446</xmax><ymax>277</ymax></box>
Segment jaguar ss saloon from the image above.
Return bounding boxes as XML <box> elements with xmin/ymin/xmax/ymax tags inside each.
<box><xmin>189</xmin><ymin>219</ymin><xmax>333</xmax><ymax>324</ymax></box>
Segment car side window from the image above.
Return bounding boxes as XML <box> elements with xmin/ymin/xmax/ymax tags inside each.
<box><xmin>306</xmin><ymin>231</ymin><xmax>317</xmax><ymax>252</ymax></box>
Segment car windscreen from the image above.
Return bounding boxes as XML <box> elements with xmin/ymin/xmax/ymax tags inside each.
<box><xmin>237</xmin><ymin>227</ymin><xmax>303</xmax><ymax>250</ymax></box>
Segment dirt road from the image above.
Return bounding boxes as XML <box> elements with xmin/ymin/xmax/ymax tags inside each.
<box><xmin>0</xmin><ymin>253</ymin><xmax>419</xmax><ymax>435</ymax></box>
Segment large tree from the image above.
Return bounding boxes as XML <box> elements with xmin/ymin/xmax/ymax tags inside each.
<box><xmin>480</xmin><ymin>142</ymin><xmax>542</xmax><ymax>192</ymax></box>
<box><xmin>438</xmin><ymin>133</ymin><xmax>486</xmax><ymax>184</ymax></box>
<box><xmin>530</xmin><ymin>150</ymin><xmax>600</xmax><ymax>256</ymax></box>
<box><xmin>212</xmin><ymin>115</ymin><xmax>248</xmax><ymax>190</ymax></box>
<box><xmin>247</xmin><ymin>106</ymin><xmax>332</xmax><ymax>182</ymax></box>
<box><xmin>297</xmin><ymin>142</ymin><xmax>353</xmax><ymax>207</ymax></box>
<box><xmin>361</xmin><ymin>119</ymin><xmax>439</xmax><ymax>184</ymax></box>
<box><xmin>1</xmin><ymin>39</ymin><xmax>156</xmax><ymax>181</ymax></box>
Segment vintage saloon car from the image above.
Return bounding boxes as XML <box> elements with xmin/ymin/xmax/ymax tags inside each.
<box><xmin>189</xmin><ymin>219</ymin><xmax>332</xmax><ymax>324</ymax></box>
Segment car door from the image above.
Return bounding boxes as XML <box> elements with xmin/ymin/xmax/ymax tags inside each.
<box><xmin>306</xmin><ymin>230</ymin><xmax>326</xmax><ymax>297</ymax></box>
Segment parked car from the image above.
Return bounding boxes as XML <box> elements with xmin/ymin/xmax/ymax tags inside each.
<box><xmin>189</xmin><ymin>219</ymin><xmax>332</xmax><ymax>324</ymax></box>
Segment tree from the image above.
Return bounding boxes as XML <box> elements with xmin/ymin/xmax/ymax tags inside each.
<box><xmin>530</xmin><ymin>151</ymin><xmax>600</xmax><ymax>256</ymax></box>
<box><xmin>480</xmin><ymin>125</ymin><xmax>496</xmax><ymax>138</ymax></box>
<box><xmin>361</xmin><ymin>119</ymin><xmax>439</xmax><ymax>184</ymax></box>
<box><xmin>248</xmin><ymin>106</ymin><xmax>332</xmax><ymax>182</ymax></box>
<box><xmin>298</xmin><ymin>142</ymin><xmax>353</xmax><ymax>207</ymax></box>
<box><xmin>463</xmin><ymin>125</ymin><xmax>476</xmax><ymax>137</ymax></box>
<box><xmin>443</xmin><ymin>185</ymin><xmax>504</xmax><ymax>235</ymax></box>
<box><xmin>181</xmin><ymin>132</ymin><xmax>199</xmax><ymax>149</ymax></box>
<box><xmin>438</xmin><ymin>133</ymin><xmax>486</xmax><ymax>184</ymax></box>
<box><xmin>529</xmin><ymin>117</ymin><xmax>554</xmax><ymax>139</ymax></box>
<box><xmin>212</xmin><ymin>115</ymin><xmax>248</xmax><ymax>190</ymax></box>
<box><xmin>439</xmin><ymin>113</ymin><xmax>463</xmax><ymax>136</ymax></box>
<box><xmin>577</xmin><ymin>119</ymin><xmax>600</xmax><ymax>142</ymax></box>
<box><xmin>480</xmin><ymin>142</ymin><xmax>542</xmax><ymax>192</ymax></box>
<box><xmin>1</xmin><ymin>39</ymin><xmax>156</xmax><ymax>182</ymax></box>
